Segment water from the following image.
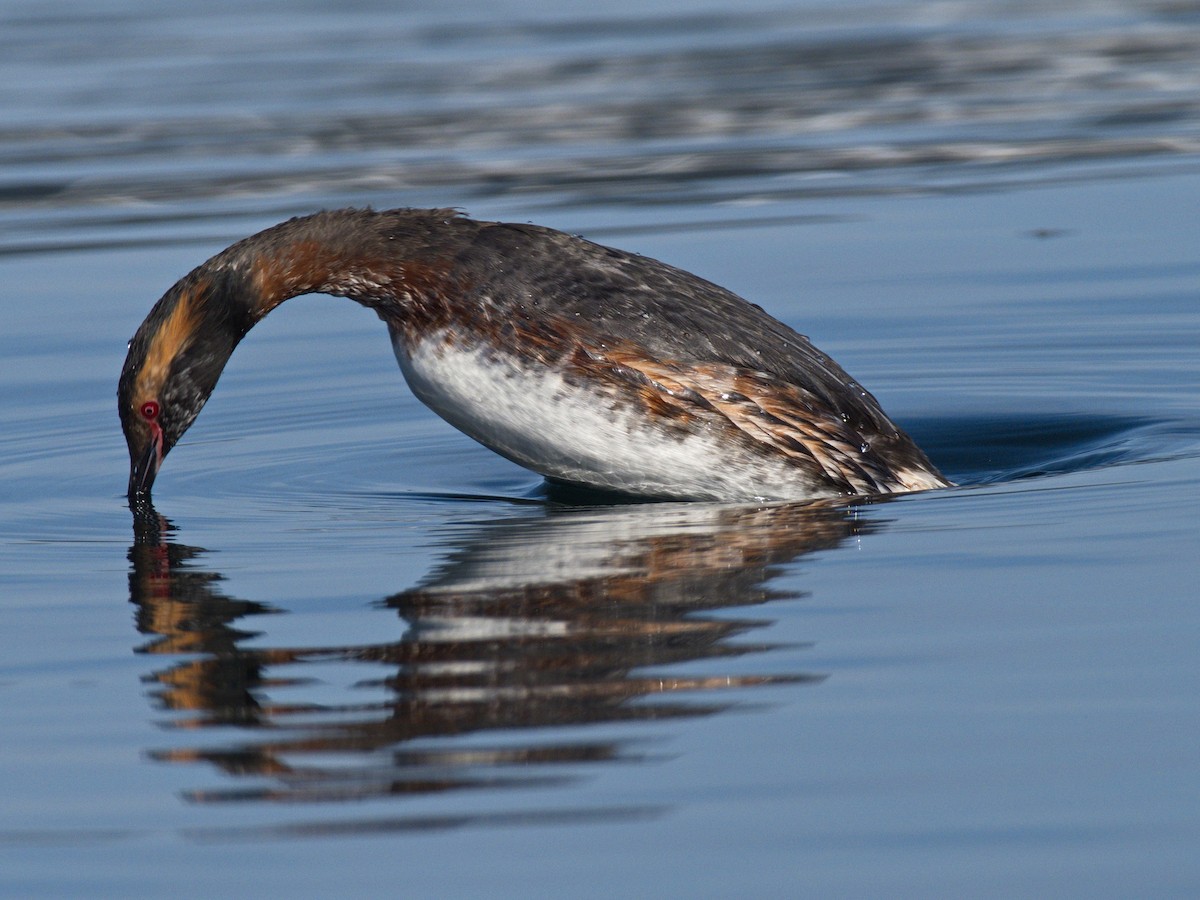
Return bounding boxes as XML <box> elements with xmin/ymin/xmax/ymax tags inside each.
<box><xmin>3</xmin><ymin>0</ymin><xmax>1200</xmax><ymax>896</ymax></box>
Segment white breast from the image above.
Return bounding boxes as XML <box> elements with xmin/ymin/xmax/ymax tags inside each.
<box><xmin>391</xmin><ymin>329</ymin><xmax>825</xmax><ymax>502</ymax></box>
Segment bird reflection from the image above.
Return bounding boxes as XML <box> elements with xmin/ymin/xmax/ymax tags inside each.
<box><xmin>128</xmin><ymin>496</ymin><xmax>869</xmax><ymax>818</ymax></box>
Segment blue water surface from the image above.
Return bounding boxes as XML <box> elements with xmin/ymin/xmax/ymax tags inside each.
<box><xmin>2</xmin><ymin>0</ymin><xmax>1199</xmax><ymax>896</ymax></box>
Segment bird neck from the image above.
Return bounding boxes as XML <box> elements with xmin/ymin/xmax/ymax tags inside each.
<box><xmin>206</xmin><ymin>208</ymin><xmax>467</xmax><ymax>325</ymax></box>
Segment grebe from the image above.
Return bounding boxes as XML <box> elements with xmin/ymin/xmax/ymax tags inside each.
<box><xmin>119</xmin><ymin>208</ymin><xmax>948</xmax><ymax>502</ymax></box>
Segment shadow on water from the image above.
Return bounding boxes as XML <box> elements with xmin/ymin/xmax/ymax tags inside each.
<box><xmin>908</xmin><ymin>412</ymin><xmax>1197</xmax><ymax>486</ymax></box>
<box><xmin>127</xmin><ymin>497</ymin><xmax>867</xmax><ymax>839</ymax></box>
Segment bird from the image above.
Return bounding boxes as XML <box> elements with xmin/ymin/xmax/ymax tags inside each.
<box><xmin>119</xmin><ymin>208</ymin><xmax>949</xmax><ymax>503</ymax></box>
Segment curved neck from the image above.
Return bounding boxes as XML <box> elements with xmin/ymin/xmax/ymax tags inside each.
<box><xmin>122</xmin><ymin>208</ymin><xmax>472</xmax><ymax>444</ymax></box>
<box><xmin>208</xmin><ymin>208</ymin><xmax>471</xmax><ymax>325</ymax></box>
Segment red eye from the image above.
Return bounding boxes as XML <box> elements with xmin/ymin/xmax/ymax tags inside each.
<box><xmin>140</xmin><ymin>400</ymin><xmax>160</xmax><ymax>421</ymax></box>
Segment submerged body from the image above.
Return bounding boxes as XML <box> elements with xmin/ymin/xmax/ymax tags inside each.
<box><xmin>118</xmin><ymin>208</ymin><xmax>949</xmax><ymax>502</ymax></box>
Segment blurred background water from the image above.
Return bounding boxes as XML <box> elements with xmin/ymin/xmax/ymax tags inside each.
<box><xmin>2</xmin><ymin>0</ymin><xmax>1199</xmax><ymax>896</ymax></box>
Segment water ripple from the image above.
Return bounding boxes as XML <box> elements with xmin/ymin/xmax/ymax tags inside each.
<box><xmin>3</xmin><ymin>0</ymin><xmax>1200</xmax><ymax>254</ymax></box>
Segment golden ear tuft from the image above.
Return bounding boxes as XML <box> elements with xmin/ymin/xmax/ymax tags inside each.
<box><xmin>133</xmin><ymin>282</ymin><xmax>202</xmax><ymax>403</ymax></box>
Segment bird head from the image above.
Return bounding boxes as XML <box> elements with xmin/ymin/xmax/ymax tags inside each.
<box><xmin>118</xmin><ymin>270</ymin><xmax>249</xmax><ymax>500</ymax></box>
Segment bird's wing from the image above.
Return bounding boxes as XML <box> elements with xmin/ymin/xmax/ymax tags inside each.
<box><xmin>571</xmin><ymin>344</ymin><xmax>937</xmax><ymax>495</ymax></box>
